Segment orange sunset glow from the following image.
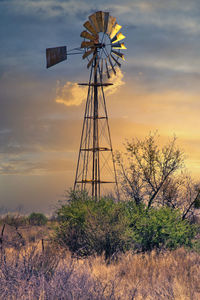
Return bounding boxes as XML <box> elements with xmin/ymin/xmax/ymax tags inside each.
<box><xmin>0</xmin><ymin>0</ymin><xmax>200</xmax><ymax>213</ymax></box>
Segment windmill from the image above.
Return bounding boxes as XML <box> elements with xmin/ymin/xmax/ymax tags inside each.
<box><xmin>46</xmin><ymin>11</ymin><xmax>126</xmax><ymax>201</ymax></box>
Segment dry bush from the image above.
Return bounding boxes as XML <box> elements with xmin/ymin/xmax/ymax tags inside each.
<box><xmin>0</xmin><ymin>245</ymin><xmax>105</xmax><ymax>300</ymax></box>
<box><xmin>0</xmin><ymin>245</ymin><xmax>199</xmax><ymax>300</ymax></box>
<box><xmin>0</xmin><ymin>222</ymin><xmax>199</xmax><ymax>299</ymax></box>
<box><xmin>89</xmin><ymin>249</ymin><xmax>200</xmax><ymax>300</ymax></box>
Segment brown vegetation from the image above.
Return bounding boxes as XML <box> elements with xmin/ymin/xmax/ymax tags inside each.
<box><xmin>0</xmin><ymin>223</ymin><xmax>199</xmax><ymax>300</ymax></box>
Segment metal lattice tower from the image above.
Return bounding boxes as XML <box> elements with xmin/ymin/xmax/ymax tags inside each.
<box><xmin>46</xmin><ymin>11</ymin><xmax>126</xmax><ymax>200</ymax></box>
<box><xmin>74</xmin><ymin>54</ymin><xmax>118</xmax><ymax>200</ymax></box>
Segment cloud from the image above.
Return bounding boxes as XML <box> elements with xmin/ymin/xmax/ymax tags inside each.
<box><xmin>2</xmin><ymin>0</ymin><xmax>200</xmax><ymax>212</ymax></box>
<box><xmin>0</xmin><ymin>0</ymin><xmax>90</xmax><ymax>18</ymax></box>
<box><xmin>55</xmin><ymin>68</ymin><xmax>125</xmax><ymax>106</ymax></box>
<box><xmin>55</xmin><ymin>81</ymin><xmax>87</xmax><ymax>106</ymax></box>
<box><xmin>112</xmin><ymin>1</ymin><xmax>200</xmax><ymax>35</ymax></box>
<box><xmin>105</xmin><ymin>68</ymin><xmax>125</xmax><ymax>96</ymax></box>
<box><xmin>0</xmin><ymin>152</ymin><xmax>75</xmax><ymax>175</ymax></box>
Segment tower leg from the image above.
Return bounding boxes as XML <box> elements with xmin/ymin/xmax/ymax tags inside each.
<box><xmin>92</xmin><ymin>53</ymin><xmax>99</xmax><ymax>201</ymax></box>
<box><xmin>74</xmin><ymin>56</ymin><xmax>119</xmax><ymax>201</ymax></box>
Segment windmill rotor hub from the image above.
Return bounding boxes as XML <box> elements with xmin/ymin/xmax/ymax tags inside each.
<box><xmin>80</xmin><ymin>11</ymin><xmax>126</xmax><ymax>73</ymax></box>
<box><xmin>94</xmin><ymin>43</ymin><xmax>105</xmax><ymax>48</ymax></box>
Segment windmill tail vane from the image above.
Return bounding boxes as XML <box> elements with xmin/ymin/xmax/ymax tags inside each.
<box><xmin>46</xmin><ymin>11</ymin><xmax>127</xmax><ymax>200</ymax></box>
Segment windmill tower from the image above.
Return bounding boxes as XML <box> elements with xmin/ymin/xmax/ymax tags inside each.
<box><xmin>46</xmin><ymin>11</ymin><xmax>126</xmax><ymax>201</ymax></box>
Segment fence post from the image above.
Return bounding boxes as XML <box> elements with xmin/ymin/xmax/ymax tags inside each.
<box><xmin>0</xmin><ymin>223</ymin><xmax>5</xmax><ymax>250</ymax></box>
<box><xmin>41</xmin><ymin>238</ymin><xmax>45</xmax><ymax>253</ymax></box>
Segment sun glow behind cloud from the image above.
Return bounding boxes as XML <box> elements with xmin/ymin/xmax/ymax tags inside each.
<box><xmin>55</xmin><ymin>81</ymin><xmax>87</xmax><ymax>106</ymax></box>
<box><xmin>1</xmin><ymin>0</ymin><xmax>200</xmax><ymax>212</ymax></box>
<box><xmin>55</xmin><ymin>68</ymin><xmax>125</xmax><ymax>106</ymax></box>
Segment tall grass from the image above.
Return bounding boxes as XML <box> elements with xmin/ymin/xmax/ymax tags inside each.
<box><xmin>0</xmin><ymin>220</ymin><xmax>199</xmax><ymax>299</ymax></box>
<box><xmin>0</xmin><ymin>245</ymin><xmax>199</xmax><ymax>299</ymax></box>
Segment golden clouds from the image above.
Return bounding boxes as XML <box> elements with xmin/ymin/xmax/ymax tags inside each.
<box><xmin>55</xmin><ymin>68</ymin><xmax>125</xmax><ymax>107</ymax></box>
<box><xmin>55</xmin><ymin>81</ymin><xmax>87</xmax><ymax>106</ymax></box>
<box><xmin>105</xmin><ymin>68</ymin><xmax>125</xmax><ymax>96</ymax></box>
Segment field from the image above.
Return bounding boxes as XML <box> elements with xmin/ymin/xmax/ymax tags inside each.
<box><xmin>0</xmin><ymin>223</ymin><xmax>200</xmax><ymax>300</ymax></box>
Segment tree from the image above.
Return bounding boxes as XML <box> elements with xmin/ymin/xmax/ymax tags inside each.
<box><xmin>116</xmin><ymin>133</ymin><xmax>200</xmax><ymax>219</ymax></box>
<box><xmin>160</xmin><ymin>173</ymin><xmax>200</xmax><ymax>220</ymax></box>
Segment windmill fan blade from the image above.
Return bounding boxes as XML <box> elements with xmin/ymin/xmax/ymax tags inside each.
<box><xmin>112</xmin><ymin>42</ymin><xmax>127</xmax><ymax>49</ymax></box>
<box><xmin>105</xmin><ymin>59</ymin><xmax>110</xmax><ymax>78</ymax></box>
<box><xmin>108</xmin><ymin>56</ymin><xmax>116</xmax><ymax>75</ymax></box>
<box><xmin>46</xmin><ymin>46</ymin><xmax>67</xmax><ymax>68</ymax></box>
<box><xmin>111</xmin><ymin>54</ymin><xmax>121</xmax><ymax>68</ymax></box>
<box><xmin>111</xmin><ymin>50</ymin><xmax>125</xmax><ymax>60</ymax></box>
<box><xmin>89</xmin><ymin>13</ymin><xmax>100</xmax><ymax>32</ymax></box>
<box><xmin>101</xmin><ymin>12</ymin><xmax>106</xmax><ymax>33</ymax></box>
<box><xmin>107</xmin><ymin>16</ymin><xmax>116</xmax><ymax>35</ymax></box>
<box><xmin>82</xmin><ymin>49</ymin><xmax>95</xmax><ymax>59</ymax></box>
<box><xmin>87</xmin><ymin>53</ymin><xmax>97</xmax><ymax>69</ymax></box>
<box><xmin>96</xmin><ymin>11</ymin><xmax>104</xmax><ymax>32</ymax></box>
<box><xmin>110</xmin><ymin>23</ymin><xmax>122</xmax><ymax>40</ymax></box>
<box><xmin>94</xmin><ymin>57</ymin><xmax>100</xmax><ymax>74</ymax></box>
<box><xmin>81</xmin><ymin>41</ymin><xmax>95</xmax><ymax>48</ymax></box>
<box><xmin>83</xmin><ymin>21</ymin><xmax>97</xmax><ymax>35</ymax></box>
<box><xmin>111</xmin><ymin>32</ymin><xmax>126</xmax><ymax>44</ymax></box>
<box><xmin>80</xmin><ymin>30</ymin><xmax>96</xmax><ymax>41</ymax></box>
<box><xmin>104</xmin><ymin>12</ymin><xmax>110</xmax><ymax>33</ymax></box>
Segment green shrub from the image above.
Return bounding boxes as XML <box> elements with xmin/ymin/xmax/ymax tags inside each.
<box><xmin>126</xmin><ymin>203</ymin><xmax>196</xmax><ymax>252</ymax></box>
<box><xmin>28</xmin><ymin>212</ymin><xmax>48</xmax><ymax>226</ymax></box>
<box><xmin>54</xmin><ymin>191</ymin><xmax>197</xmax><ymax>258</ymax></box>
<box><xmin>55</xmin><ymin>193</ymin><xmax>132</xmax><ymax>259</ymax></box>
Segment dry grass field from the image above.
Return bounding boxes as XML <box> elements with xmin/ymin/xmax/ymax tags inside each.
<box><xmin>0</xmin><ymin>223</ymin><xmax>200</xmax><ymax>299</ymax></box>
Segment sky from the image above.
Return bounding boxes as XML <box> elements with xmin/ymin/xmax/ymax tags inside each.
<box><xmin>0</xmin><ymin>0</ymin><xmax>200</xmax><ymax>214</ymax></box>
